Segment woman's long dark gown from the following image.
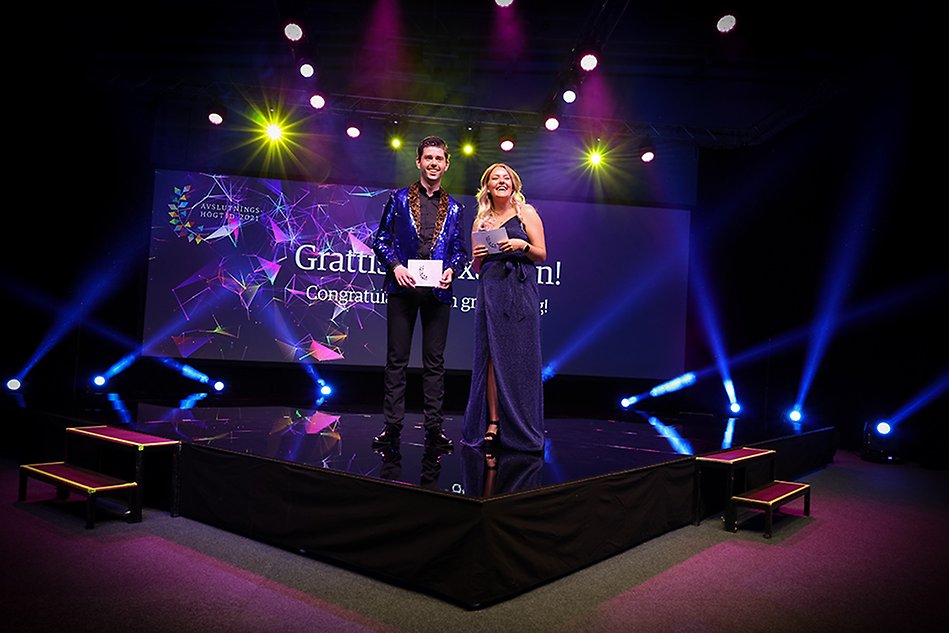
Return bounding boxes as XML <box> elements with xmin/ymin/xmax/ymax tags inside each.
<box><xmin>461</xmin><ymin>216</ymin><xmax>544</xmax><ymax>452</ymax></box>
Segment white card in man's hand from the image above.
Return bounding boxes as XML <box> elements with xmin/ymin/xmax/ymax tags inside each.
<box><xmin>407</xmin><ymin>259</ymin><xmax>443</xmax><ymax>287</ymax></box>
<box><xmin>473</xmin><ymin>228</ymin><xmax>508</xmax><ymax>254</ymax></box>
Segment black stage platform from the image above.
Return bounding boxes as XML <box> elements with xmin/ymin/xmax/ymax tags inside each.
<box><xmin>105</xmin><ymin>402</ymin><xmax>836</xmax><ymax>608</ymax></box>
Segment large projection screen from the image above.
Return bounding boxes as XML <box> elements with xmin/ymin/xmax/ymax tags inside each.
<box><xmin>143</xmin><ymin>170</ymin><xmax>690</xmax><ymax>380</ymax></box>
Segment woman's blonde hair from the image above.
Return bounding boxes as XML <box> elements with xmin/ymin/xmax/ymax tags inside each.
<box><xmin>474</xmin><ymin>163</ymin><xmax>526</xmax><ymax>228</ymax></box>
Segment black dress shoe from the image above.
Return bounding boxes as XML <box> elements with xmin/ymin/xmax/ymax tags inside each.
<box><xmin>424</xmin><ymin>428</ymin><xmax>453</xmax><ymax>450</ymax></box>
<box><xmin>372</xmin><ymin>424</ymin><xmax>401</xmax><ymax>447</ymax></box>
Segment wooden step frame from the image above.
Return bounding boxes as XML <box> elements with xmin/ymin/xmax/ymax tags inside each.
<box><xmin>19</xmin><ymin>461</ymin><xmax>141</xmax><ymax>529</ymax></box>
<box><xmin>726</xmin><ymin>480</ymin><xmax>810</xmax><ymax>538</ymax></box>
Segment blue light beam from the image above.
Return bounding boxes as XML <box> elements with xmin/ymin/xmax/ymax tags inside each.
<box><xmin>887</xmin><ymin>369</ymin><xmax>949</xmax><ymax>427</ymax></box>
<box><xmin>795</xmin><ymin>114</ymin><xmax>894</xmax><ymax>415</ymax></box>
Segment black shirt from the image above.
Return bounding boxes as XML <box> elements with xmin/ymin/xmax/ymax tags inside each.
<box><xmin>417</xmin><ymin>186</ymin><xmax>441</xmax><ymax>258</ymax></box>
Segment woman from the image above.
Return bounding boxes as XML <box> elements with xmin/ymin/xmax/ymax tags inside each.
<box><xmin>461</xmin><ymin>163</ymin><xmax>547</xmax><ymax>454</ymax></box>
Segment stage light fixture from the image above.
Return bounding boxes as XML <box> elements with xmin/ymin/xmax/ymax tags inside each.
<box><xmin>385</xmin><ymin>118</ymin><xmax>403</xmax><ymax>150</ymax></box>
<box><xmin>207</xmin><ymin>101</ymin><xmax>226</xmax><ymax>126</ymax></box>
<box><xmin>717</xmin><ymin>14</ymin><xmax>737</xmax><ymax>33</ymax></box>
<box><xmin>298</xmin><ymin>60</ymin><xmax>315</xmax><ymax>78</ymax></box>
<box><xmin>93</xmin><ymin>375</ymin><xmax>107</xmax><ymax>387</ymax></box>
<box><xmin>284</xmin><ymin>22</ymin><xmax>304</xmax><ymax>42</ymax></box>
<box><xmin>862</xmin><ymin>419</ymin><xmax>901</xmax><ymax>463</ymax></box>
<box><xmin>319</xmin><ymin>383</ymin><xmax>333</xmax><ymax>396</ymax></box>
<box><xmin>266</xmin><ymin>123</ymin><xmax>284</xmax><ymax>141</ymax></box>
<box><xmin>346</xmin><ymin>124</ymin><xmax>361</xmax><ymax>139</ymax></box>
<box><xmin>459</xmin><ymin>124</ymin><xmax>479</xmax><ymax>157</ymax></box>
<box><xmin>730</xmin><ymin>402</ymin><xmax>742</xmax><ymax>414</ymax></box>
<box><xmin>562</xmin><ymin>88</ymin><xmax>577</xmax><ymax>104</ymax></box>
<box><xmin>309</xmin><ymin>93</ymin><xmax>326</xmax><ymax>109</ymax></box>
<box><xmin>640</xmin><ymin>145</ymin><xmax>656</xmax><ymax>163</ymax></box>
<box><xmin>579</xmin><ymin>51</ymin><xmax>599</xmax><ymax>72</ymax></box>
<box><xmin>498</xmin><ymin>128</ymin><xmax>516</xmax><ymax>152</ymax></box>
<box><xmin>788</xmin><ymin>408</ymin><xmax>803</xmax><ymax>423</ymax></box>
<box><xmin>6</xmin><ymin>378</ymin><xmax>22</xmax><ymax>391</ymax></box>
<box><xmin>544</xmin><ymin>114</ymin><xmax>560</xmax><ymax>131</ymax></box>
<box><xmin>213</xmin><ymin>381</ymin><xmax>225</xmax><ymax>392</ymax></box>
<box><xmin>495</xmin><ymin>0</ymin><xmax>514</xmax><ymax>7</ymax></box>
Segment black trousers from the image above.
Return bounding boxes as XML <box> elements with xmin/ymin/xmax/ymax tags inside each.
<box><xmin>383</xmin><ymin>289</ymin><xmax>451</xmax><ymax>431</ymax></box>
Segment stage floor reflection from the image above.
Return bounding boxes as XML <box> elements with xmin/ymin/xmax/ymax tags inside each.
<box><xmin>129</xmin><ymin>402</ymin><xmax>813</xmax><ymax>499</ymax></box>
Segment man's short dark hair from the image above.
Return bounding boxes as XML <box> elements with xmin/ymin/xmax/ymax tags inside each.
<box><xmin>417</xmin><ymin>135</ymin><xmax>449</xmax><ymax>161</ymax></box>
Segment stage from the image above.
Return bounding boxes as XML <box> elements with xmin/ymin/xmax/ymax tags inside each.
<box><xmin>47</xmin><ymin>400</ymin><xmax>833</xmax><ymax>609</ymax></box>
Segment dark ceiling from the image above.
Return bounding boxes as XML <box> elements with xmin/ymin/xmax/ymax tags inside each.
<box><xmin>39</xmin><ymin>1</ymin><xmax>928</xmax><ymax>150</ymax></box>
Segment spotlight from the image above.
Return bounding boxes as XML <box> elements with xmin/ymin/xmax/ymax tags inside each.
<box><xmin>787</xmin><ymin>408</ymin><xmax>803</xmax><ymax>423</ymax></box>
<box><xmin>562</xmin><ymin>88</ymin><xmax>577</xmax><ymax>104</ymax></box>
<box><xmin>587</xmin><ymin>150</ymin><xmax>602</xmax><ymax>166</ymax></box>
<box><xmin>319</xmin><ymin>383</ymin><xmax>332</xmax><ymax>396</ymax></box>
<box><xmin>6</xmin><ymin>378</ymin><xmax>22</xmax><ymax>391</ymax></box>
<box><xmin>266</xmin><ymin>123</ymin><xmax>284</xmax><ymax>141</ymax></box>
<box><xmin>579</xmin><ymin>51</ymin><xmax>599</xmax><ymax>72</ymax></box>
<box><xmin>639</xmin><ymin>145</ymin><xmax>656</xmax><ymax>163</ymax></box>
<box><xmin>716</xmin><ymin>14</ymin><xmax>737</xmax><ymax>33</ymax></box>
<box><xmin>495</xmin><ymin>0</ymin><xmax>514</xmax><ymax>7</ymax></box>
<box><xmin>298</xmin><ymin>61</ymin><xmax>315</xmax><ymax>78</ymax></box>
<box><xmin>213</xmin><ymin>380</ymin><xmax>225</xmax><ymax>392</ymax></box>
<box><xmin>284</xmin><ymin>22</ymin><xmax>304</xmax><ymax>42</ymax></box>
<box><xmin>93</xmin><ymin>375</ymin><xmax>107</xmax><ymax>387</ymax></box>
<box><xmin>498</xmin><ymin>128</ymin><xmax>516</xmax><ymax>152</ymax></box>
<box><xmin>385</xmin><ymin>118</ymin><xmax>403</xmax><ymax>150</ymax></box>
<box><xmin>309</xmin><ymin>93</ymin><xmax>326</xmax><ymax>109</ymax></box>
<box><xmin>459</xmin><ymin>124</ymin><xmax>479</xmax><ymax>156</ymax></box>
<box><xmin>862</xmin><ymin>419</ymin><xmax>901</xmax><ymax>463</ymax></box>
<box><xmin>346</xmin><ymin>124</ymin><xmax>361</xmax><ymax>139</ymax></box>
<box><xmin>544</xmin><ymin>114</ymin><xmax>560</xmax><ymax>131</ymax></box>
<box><xmin>729</xmin><ymin>402</ymin><xmax>742</xmax><ymax>414</ymax></box>
<box><xmin>207</xmin><ymin>102</ymin><xmax>226</xmax><ymax>126</ymax></box>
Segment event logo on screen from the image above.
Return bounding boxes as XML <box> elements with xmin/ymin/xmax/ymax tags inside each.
<box><xmin>168</xmin><ymin>182</ymin><xmax>266</xmax><ymax>244</ymax></box>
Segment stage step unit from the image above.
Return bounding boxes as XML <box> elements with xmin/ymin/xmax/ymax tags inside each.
<box><xmin>18</xmin><ymin>461</ymin><xmax>140</xmax><ymax>529</ymax></box>
<box><xmin>726</xmin><ymin>479</ymin><xmax>811</xmax><ymax>538</ymax></box>
<box><xmin>17</xmin><ymin>425</ymin><xmax>180</xmax><ymax>528</ymax></box>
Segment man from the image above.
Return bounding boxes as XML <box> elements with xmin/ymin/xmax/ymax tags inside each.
<box><xmin>371</xmin><ymin>135</ymin><xmax>469</xmax><ymax>449</ymax></box>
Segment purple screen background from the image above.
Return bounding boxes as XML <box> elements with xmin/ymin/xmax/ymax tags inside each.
<box><xmin>143</xmin><ymin>170</ymin><xmax>690</xmax><ymax>379</ymax></box>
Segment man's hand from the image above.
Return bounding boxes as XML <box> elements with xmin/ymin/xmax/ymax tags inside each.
<box><xmin>393</xmin><ymin>264</ymin><xmax>416</xmax><ymax>288</ymax></box>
